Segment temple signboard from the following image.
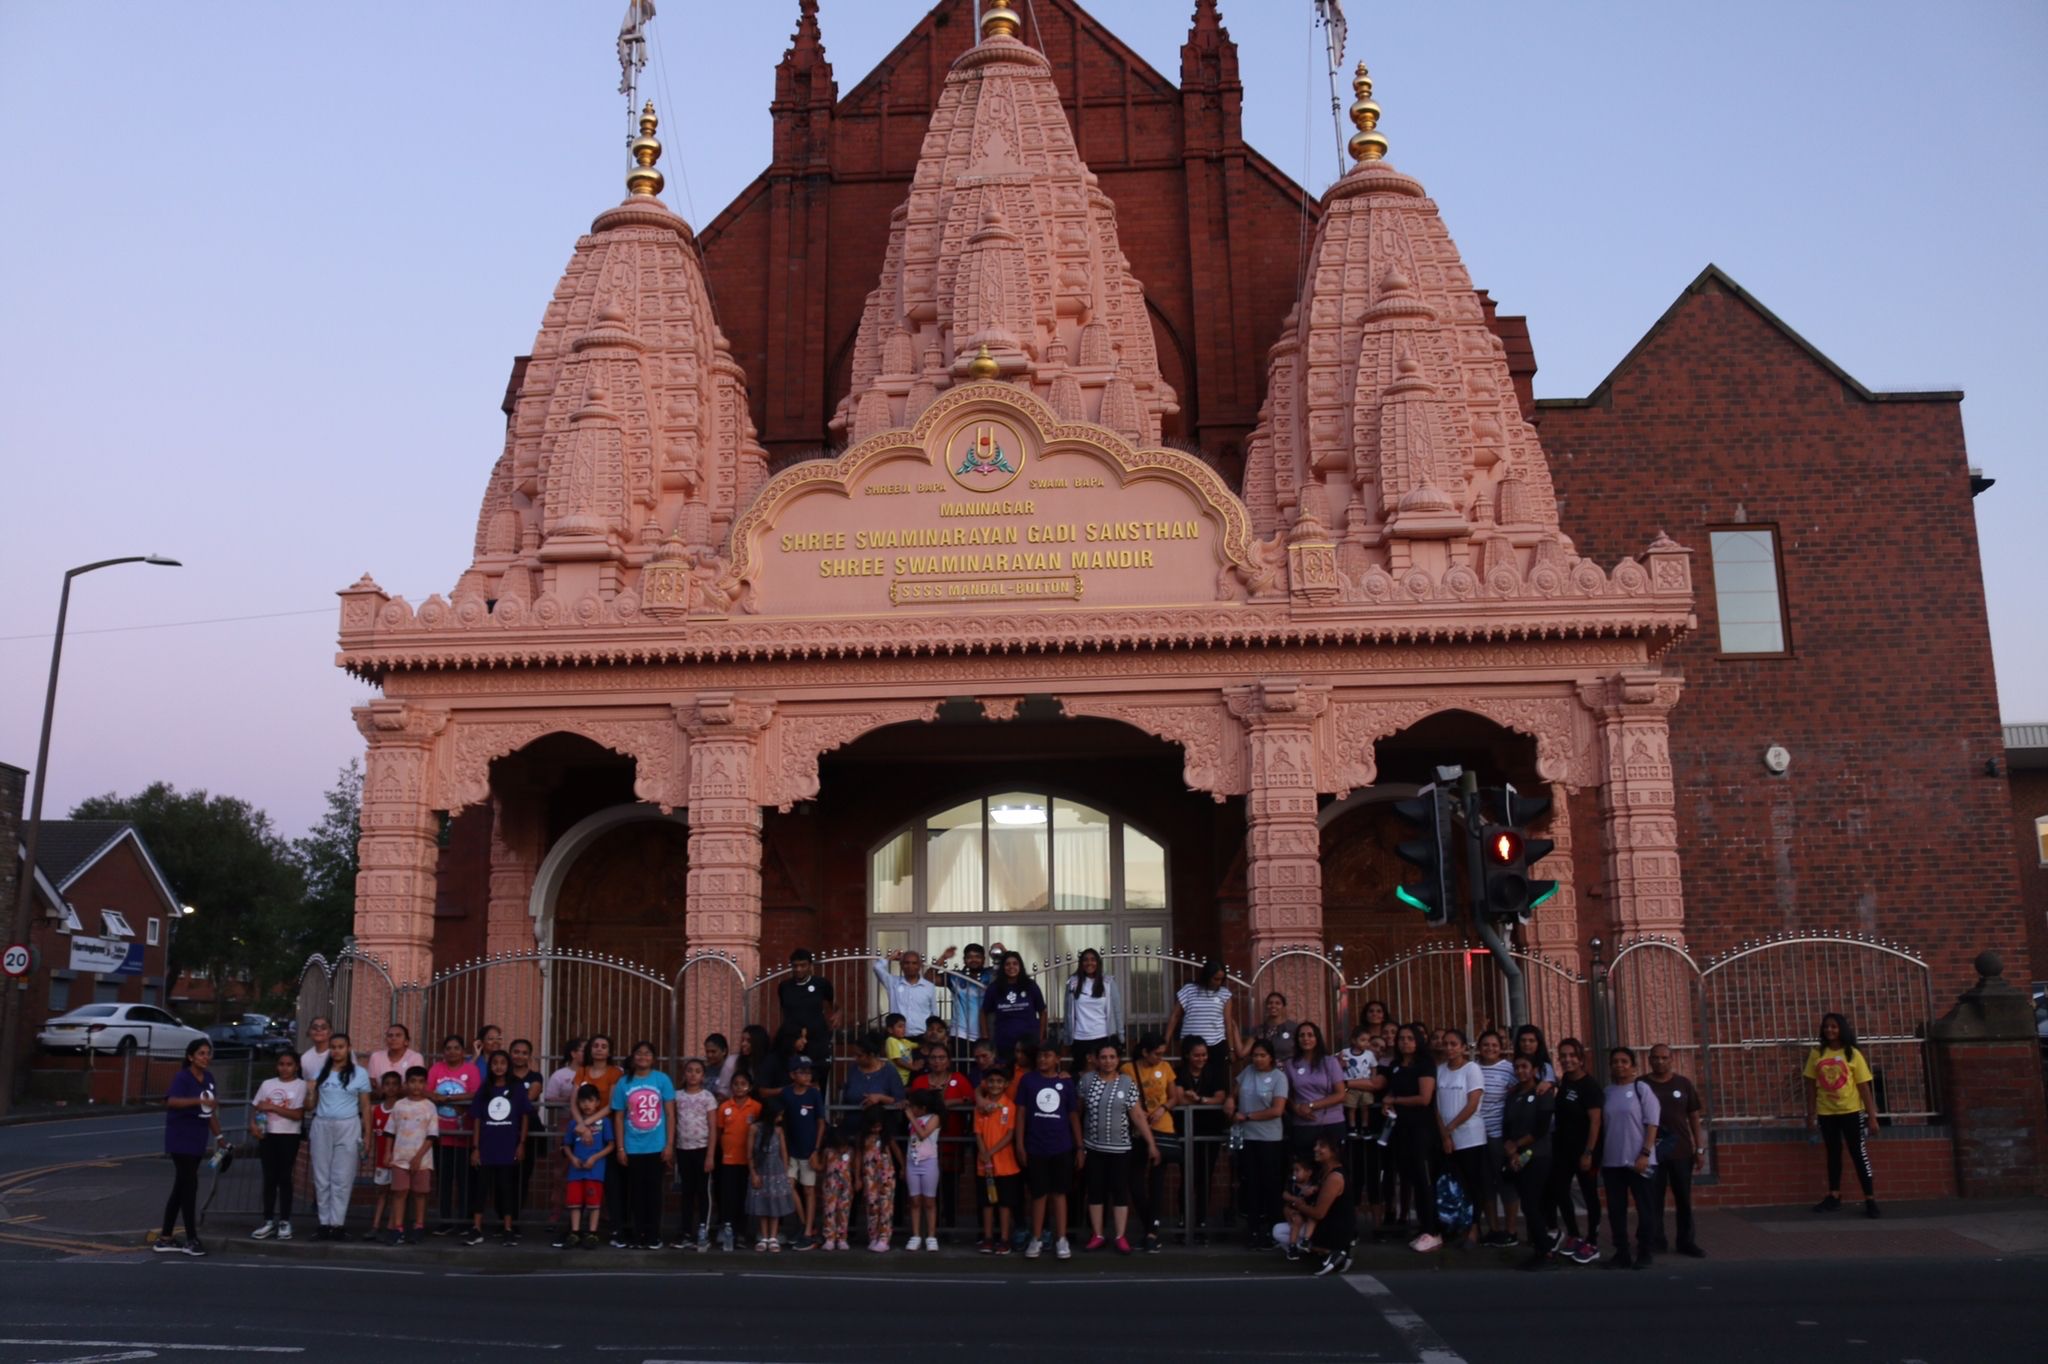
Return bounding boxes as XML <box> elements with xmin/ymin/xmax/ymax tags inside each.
<box><xmin>728</xmin><ymin>385</ymin><xmax>1263</xmax><ymax>615</ymax></box>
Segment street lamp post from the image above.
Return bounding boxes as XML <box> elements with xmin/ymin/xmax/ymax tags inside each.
<box><xmin>0</xmin><ymin>554</ymin><xmax>182</xmax><ymax>1117</ymax></box>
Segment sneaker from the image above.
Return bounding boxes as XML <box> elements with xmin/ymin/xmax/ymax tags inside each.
<box><xmin>1284</xmin><ymin>1243</ymin><xmax>1300</xmax><ymax>1261</ymax></box>
<box><xmin>1812</xmin><ymin>1194</ymin><xmax>1841</xmax><ymax>1214</ymax></box>
<box><xmin>993</xmin><ymin>1241</ymin><xmax>1011</xmax><ymax>1256</ymax></box>
<box><xmin>461</xmin><ymin>1229</ymin><xmax>485</xmax><ymax>1247</ymax></box>
<box><xmin>1548</xmin><ymin>1226</ymin><xmax>1566</xmax><ymax>1252</ymax></box>
<box><xmin>552</xmin><ymin>1231</ymin><xmax>570</xmax><ymax>1249</ymax></box>
<box><xmin>1024</xmin><ymin>1238</ymin><xmax>1042</xmax><ymax>1259</ymax></box>
<box><xmin>385</xmin><ymin>1228</ymin><xmax>404</xmax><ymax>1246</ymax></box>
<box><xmin>500</xmin><ymin>1233</ymin><xmax>520</xmax><ymax>1247</ymax></box>
<box><xmin>975</xmin><ymin>1238</ymin><xmax>992</xmax><ymax>1255</ymax></box>
<box><xmin>1569</xmin><ymin>1239</ymin><xmax>1599</xmax><ymax>1266</ymax></box>
<box><xmin>870</xmin><ymin>1238</ymin><xmax>888</xmax><ymax>1253</ymax></box>
<box><xmin>251</xmin><ymin>1221</ymin><xmax>276</xmax><ymax>1240</ymax></box>
<box><xmin>1143</xmin><ymin>1233</ymin><xmax>1161</xmax><ymax>1254</ymax></box>
<box><xmin>405</xmin><ymin>1228</ymin><xmax>424</xmax><ymax>1245</ymax></box>
<box><xmin>275</xmin><ymin>1222</ymin><xmax>293</xmax><ymax>1242</ymax></box>
<box><xmin>644</xmin><ymin>1239</ymin><xmax>662</xmax><ymax>1250</ymax></box>
<box><xmin>431</xmin><ymin>1224</ymin><xmax>457</xmax><ymax>1237</ymax></box>
<box><xmin>1313</xmin><ymin>1250</ymin><xmax>1351</xmax><ymax>1277</ymax></box>
<box><xmin>362</xmin><ymin>1229</ymin><xmax>384</xmax><ymax>1242</ymax></box>
<box><xmin>1409</xmin><ymin>1233</ymin><xmax>1442</xmax><ymax>1253</ymax></box>
<box><xmin>1083</xmin><ymin>1234</ymin><xmax>1106</xmax><ymax>1252</ymax></box>
<box><xmin>1113</xmin><ymin>1236</ymin><xmax>1132</xmax><ymax>1256</ymax></box>
<box><xmin>1679</xmin><ymin>1241</ymin><xmax>1707</xmax><ymax>1258</ymax></box>
<box><xmin>580</xmin><ymin>1233</ymin><xmax>598</xmax><ymax>1249</ymax></box>
<box><xmin>925</xmin><ymin>1237</ymin><xmax>938</xmax><ymax>1254</ymax></box>
<box><xmin>1864</xmin><ymin>1200</ymin><xmax>1881</xmax><ymax>1219</ymax></box>
<box><xmin>797</xmin><ymin>1235</ymin><xmax>818</xmax><ymax>1252</ymax></box>
<box><xmin>906</xmin><ymin>1236</ymin><xmax>923</xmax><ymax>1252</ymax></box>
<box><xmin>153</xmin><ymin>1237</ymin><xmax>184</xmax><ymax>1254</ymax></box>
<box><xmin>182</xmin><ymin>1238</ymin><xmax>209</xmax><ymax>1258</ymax></box>
<box><xmin>1055</xmin><ymin>1236</ymin><xmax>1072</xmax><ymax>1260</ymax></box>
<box><xmin>610</xmin><ymin>1232</ymin><xmax>628</xmax><ymax>1249</ymax></box>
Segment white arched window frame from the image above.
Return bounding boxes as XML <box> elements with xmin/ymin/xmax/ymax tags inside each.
<box><xmin>867</xmin><ymin>790</ymin><xmax>1172</xmax><ymax>1034</ymax></box>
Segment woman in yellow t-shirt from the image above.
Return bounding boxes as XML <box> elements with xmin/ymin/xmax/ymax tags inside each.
<box><xmin>1802</xmin><ymin>1012</ymin><xmax>1879</xmax><ymax>1217</ymax></box>
<box><xmin>1120</xmin><ymin>1034</ymin><xmax>1178</xmax><ymax>1252</ymax></box>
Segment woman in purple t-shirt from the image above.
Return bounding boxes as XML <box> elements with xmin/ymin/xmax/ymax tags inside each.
<box><xmin>159</xmin><ymin>1038</ymin><xmax>221</xmax><ymax>1255</ymax></box>
<box><xmin>1283</xmin><ymin>1022</ymin><xmax>1348</xmax><ymax>1158</ymax></box>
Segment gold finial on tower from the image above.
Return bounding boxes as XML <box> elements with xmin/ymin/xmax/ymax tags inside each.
<box><xmin>981</xmin><ymin>0</ymin><xmax>1021</xmax><ymax>42</ymax></box>
<box><xmin>967</xmin><ymin>343</ymin><xmax>1001</xmax><ymax>380</ymax></box>
<box><xmin>1347</xmin><ymin>62</ymin><xmax>1388</xmax><ymax>164</ymax></box>
<box><xmin>626</xmin><ymin>100</ymin><xmax>666</xmax><ymax>197</ymax></box>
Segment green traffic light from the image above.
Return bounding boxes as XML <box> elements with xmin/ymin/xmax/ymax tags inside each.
<box><xmin>1396</xmin><ymin>885</ymin><xmax>1429</xmax><ymax>913</ymax></box>
<box><xmin>1529</xmin><ymin>882</ymin><xmax>1560</xmax><ymax>909</ymax></box>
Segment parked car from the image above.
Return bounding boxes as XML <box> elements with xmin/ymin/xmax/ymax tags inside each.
<box><xmin>38</xmin><ymin>1004</ymin><xmax>210</xmax><ymax>1058</ymax></box>
<box><xmin>205</xmin><ymin>1013</ymin><xmax>293</xmax><ymax>1055</ymax></box>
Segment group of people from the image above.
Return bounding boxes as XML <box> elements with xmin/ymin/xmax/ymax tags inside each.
<box><xmin>154</xmin><ymin>949</ymin><xmax>1887</xmax><ymax>1275</ymax></box>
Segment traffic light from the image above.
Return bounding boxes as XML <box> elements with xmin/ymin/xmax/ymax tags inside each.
<box><xmin>1477</xmin><ymin>783</ymin><xmax>1558</xmax><ymax>923</ymax></box>
<box><xmin>1393</xmin><ymin>782</ymin><xmax>1456</xmax><ymax>926</ymax></box>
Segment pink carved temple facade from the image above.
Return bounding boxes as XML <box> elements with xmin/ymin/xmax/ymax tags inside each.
<box><xmin>336</xmin><ymin>4</ymin><xmax>1694</xmax><ymax>1048</ymax></box>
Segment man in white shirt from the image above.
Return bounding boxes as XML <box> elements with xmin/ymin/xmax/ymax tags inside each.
<box><xmin>873</xmin><ymin>948</ymin><xmax>954</xmax><ymax>1037</ymax></box>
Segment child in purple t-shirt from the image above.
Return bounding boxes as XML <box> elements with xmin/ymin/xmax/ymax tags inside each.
<box><xmin>465</xmin><ymin>1051</ymin><xmax>535</xmax><ymax>1246</ymax></box>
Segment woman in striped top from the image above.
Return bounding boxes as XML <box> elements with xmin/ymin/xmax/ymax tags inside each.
<box><xmin>1166</xmin><ymin>961</ymin><xmax>1233</xmax><ymax>1055</ymax></box>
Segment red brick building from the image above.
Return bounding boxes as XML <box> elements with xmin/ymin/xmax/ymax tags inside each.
<box><xmin>8</xmin><ymin>819</ymin><xmax>184</xmax><ymax>1082</ymax></box>
<box><xmin>342</xmin><ymin>0</ymin><xmax>2037</xmax><ymax>1201</ymax></box>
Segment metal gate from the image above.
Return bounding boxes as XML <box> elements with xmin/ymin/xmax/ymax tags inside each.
<box><xmin>292</xmin><ymin>946</ymin><xmax>397</xmax><ymax>1053</ymax></box>
<box><xmin>391</xmin><ymin>949</ymin><xmax>675</xmax><ymax>1066</ymax></box>
<box><xmin>1602</xmin><ymin>931</ymin><xmax>1937</xmax><ymax>1127</ymax></box>
<box><xmin>1345</xmin><ymin>941</ymin><xmax>1590</xmax><ymax>1043</ymax></box>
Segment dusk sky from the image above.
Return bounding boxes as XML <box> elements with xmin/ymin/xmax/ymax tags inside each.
<box><xmin>2</xmin><ymin>0</ymin><xmax>2042</xmax><ymax>839</ymax></box>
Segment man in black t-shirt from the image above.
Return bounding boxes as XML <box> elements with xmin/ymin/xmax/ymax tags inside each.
<box><xmin>1646</xmin><ymin>1044</ymin><xmax>1705</xmax><ymax>1257</ymax></box>
<box><xmin>1547</xmin><ymin>1037</ymin><xmax>1604</xmax><ymax>1262</ymax></box>
<box><xmin>776</xmin><ymin>949</ymin><xmax>837</xmax><ymax>1087</ymax></box>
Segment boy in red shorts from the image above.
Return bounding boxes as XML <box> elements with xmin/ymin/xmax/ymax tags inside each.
<box><xmin>557</xmin><ymin>1084</ymin><xmax>613</xmax><ymax>1249</ymax></box>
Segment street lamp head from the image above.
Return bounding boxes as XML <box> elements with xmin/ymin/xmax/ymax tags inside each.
<box><xmin>144</xmin><ymin>555</ymin><xmax>182</xmax><ymax>567</ymax></box>
<box><xmin>180</xmin><ymin>904</ymin><xmax>198</xmax><ymax>917</ymax></box>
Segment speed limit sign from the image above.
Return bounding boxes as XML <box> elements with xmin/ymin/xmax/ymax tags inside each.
<box><xmin>1</xmin><ymin>944</ymin><xmax>29</xmax><ymax>978</ymax></box>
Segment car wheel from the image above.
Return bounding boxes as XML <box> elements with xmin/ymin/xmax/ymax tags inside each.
<box><xmin>116</xmin><ymin>1035</ymin><xmax>139</xmax><ymax>1056</ymax></box>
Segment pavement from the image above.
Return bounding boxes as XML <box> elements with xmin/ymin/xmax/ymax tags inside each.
<box><xmin>0</xmin><ymin>1112</ymin><xmax>2041</xmax><ymax>1362</ymax></box>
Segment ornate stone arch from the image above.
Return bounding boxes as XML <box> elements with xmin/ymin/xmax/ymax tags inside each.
<box><xmin>526</xmin><ymin>802</ymin><xmax>689</xmax><ymax>950</ymax></box>
<box><xmin>1321</xmin><ymin>693</ymin><xmax>1598</xmax><ymax>797</ymax></box>
<box><xmin>759</xmin><ymin>702</ymin><xmax>945</xmax><ymax>812</ymax></box>
<box><xmin>439</xmin><ymin>715</ymin><xmax>686</xmax><ymax>814</ymax></box>
<box><xmin>1057</xmin><ymin>695</ymin><xmax>1249</xmax><ymax>799</ymax></box>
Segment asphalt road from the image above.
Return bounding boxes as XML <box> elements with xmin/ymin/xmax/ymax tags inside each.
<box><xmin>0</xmin><ymin>1252</ymin><xmax>2033</xmax><ymax>1364</ymax></box>
<box><xmin>0</xmin><ymin>1109</ymin><xmax>177</xmax><ymax>1172</ymax></box>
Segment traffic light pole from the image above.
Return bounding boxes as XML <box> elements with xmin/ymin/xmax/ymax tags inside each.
<box><xmin>1459</xmin><ymin>772</ymin><xmax>1529</xmax><ymax>1030</ymax></box>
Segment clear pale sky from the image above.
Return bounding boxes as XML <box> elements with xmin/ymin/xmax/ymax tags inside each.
<box><xmin>1</xmin><ymin>1</ymin><xmax>2042</xmax><ymax>837</ymax></box>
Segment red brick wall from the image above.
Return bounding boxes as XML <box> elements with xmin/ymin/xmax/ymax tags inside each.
<box><xmin>1699</xmin><ymin>1129</ymin><xmax>1957</xmax><ymax>1206</ymax></box>
<box><xmin>1536</xmin><ymin>274</ymin><xmax>2022</xmax><ymax>992</ymax></box>
<box><xmin>1939</xmin><ymin>1039</ymin><xmax>2048</xmax><ymax>1197</ymax></box>
<box><xmin>2006</xmin><ymin>770</ymin><xmax>2048</xmax><ymax>986</ymax></box>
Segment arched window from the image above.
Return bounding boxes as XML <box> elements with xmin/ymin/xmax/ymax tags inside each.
<box><xmin>868</xmin><ymin>791</ymin><xmax>1170</xmax><ymax>1032</ymax></box>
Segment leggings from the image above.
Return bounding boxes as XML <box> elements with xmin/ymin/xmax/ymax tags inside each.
<box><xmin>259</xmin><ymin>1133</ymin><xmax>302</xmax><ymax>1222</ymax></box>
<box><xmin>715</xmin><ymin>1162</ymin><xmax>750</xmax><ymax>1230</ymax></box>
<box><xmin>1238</xmin><ymin>1139</ymin><xmax>1284</xmax><ymax>1234</ymax></box>
<box><xmin>1083</xmin><ymin>1147</ymin><xmax>1130</xmax><ymax>1209</ymax></box>
<box><xmin>162</xmin><ymin>1153</ymin><xmax>202</xmax><ymax>1239</ymax></box>
<box><xmin>1513</xmin><ymin>1152</ymin><xmax>1552</xmax><ymax>1251</ymax></box>
<box><xmin>674</xmin><ymin>1146</ymin><xmax>710</xmax><ymax>1241</ymax></box>
<box><xmin>480</xmin><ymin>1163</ymin><xmax>520</xmax><ymax>1221</ymax></box>
<box><xmin>1819</xmin><ymin>1112</ymin><xmax>1876</xmax><ymax>1196</ymax></box>
<box><xmin>1547</xmin><ymin>1151</ymin><xmax>1599</xmax><ymax>1240</ymax></box>
<box><xmin>1135</xmin><ymin>1137</ymin><xmax>1177</xmax><ymax>1233</ymax></box>
<box><xmin>625</xmin><ymin>1156</ymin><xmax>665</xmax><ymax>1241</ymax></box>
<box><xmin>604</xmin><ymin>1160</ymin><xmax>627</xmax><ymax>1237</ymax></box>
<box><xmin>1392</xmin><ymin>1131</ymin><xmax>1440</xmax><ymax>1234</ymax></box>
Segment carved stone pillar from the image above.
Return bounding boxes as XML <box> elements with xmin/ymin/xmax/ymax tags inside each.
<box><xmin>679</xmin><ymin>694</ymin><xmax>773</xmax><ymax>1050</ymax></box>
<box><xmin>483</xmin><ymin>783</ymin><xmax>544</xmax><ymax>1032</ymax></box>
<box><xmin>1227</xmin><ymin>680</ymin><xmax>1331</xmax><ymax>1033</ymax></box>
<box><xmin>1582</xmin><ymin>671</ymin><xmax>1687</xmax><ymax>942</ymax></box>
<box><xmin>353</xmin><ymin>701</ymin><xmax>447</xmax><ymax>1038</ymax></box>
<box><xmin>1524</xmin><ymin>782</ymin><xmax>1585</xmax><ymax>1038</ymax></box>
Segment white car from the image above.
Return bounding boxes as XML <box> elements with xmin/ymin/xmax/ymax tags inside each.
<box><xmin>38</xmin><ymin>1004</ymin><xmax>210</xmax><ymax>1058</ymax></box>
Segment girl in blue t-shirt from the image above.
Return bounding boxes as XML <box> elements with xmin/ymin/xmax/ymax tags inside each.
<box><xmin>612</xmin><ymin>1041</ymin><xmax>677</xmax><ymax>1248</ymax></box>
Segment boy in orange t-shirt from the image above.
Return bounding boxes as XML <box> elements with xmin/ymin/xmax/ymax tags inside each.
<box><xmin>712</xmin><ymin>1072</ymin><xmax>763</xmax><ymax>1248</ymax></box>
<box><xmin>972</xmin><ymin>1068</ymin><xmax>1023</xmax><ymax>1254</ymax></box>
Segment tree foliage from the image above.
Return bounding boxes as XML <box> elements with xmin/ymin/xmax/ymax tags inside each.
<box><xmin>67</xmin><ymin>764</ymin><xmax>362</xmax><ymax>1012</ymax></box>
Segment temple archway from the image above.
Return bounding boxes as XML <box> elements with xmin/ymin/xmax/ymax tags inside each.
<box><xmin>528</xmin><ymin>803</ymin><xmax>689</xmax><ymax>967</ymax></box>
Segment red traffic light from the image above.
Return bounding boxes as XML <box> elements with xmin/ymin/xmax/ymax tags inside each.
<box><xmin>1487</xmin><ymin>829</ymin><xmax>1523</xmax><ymax>865</ymax></box>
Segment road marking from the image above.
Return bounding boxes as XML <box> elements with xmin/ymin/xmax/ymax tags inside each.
<box><xmin>194</xmin><ymin>1261</ymin><xmax>426</xmax><ymax>1276</ymax></box>
<box><xmin>1345</xmin><ymin>1275</ymin><xmax>1470</xmax><ymax>1364</ymax></box>
<box><xmin>38</xmin><ymin>1351</ymin><xmax>161</xmax><ymax>1364</ymax></box>
<box><xmin>263</xmin><ymin>1326</ymin><xmax>558</xmax><ymax>1350</ymax></box>
<box><xmin>0</xmin><ymin>1343</ymin><xmax>299</xmax><ymax>1355</ymax></box>
<box><xmin>41</xmin><ymin>1125</ymin><xmax>166</xmax><ymax>1139</ymax></box>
